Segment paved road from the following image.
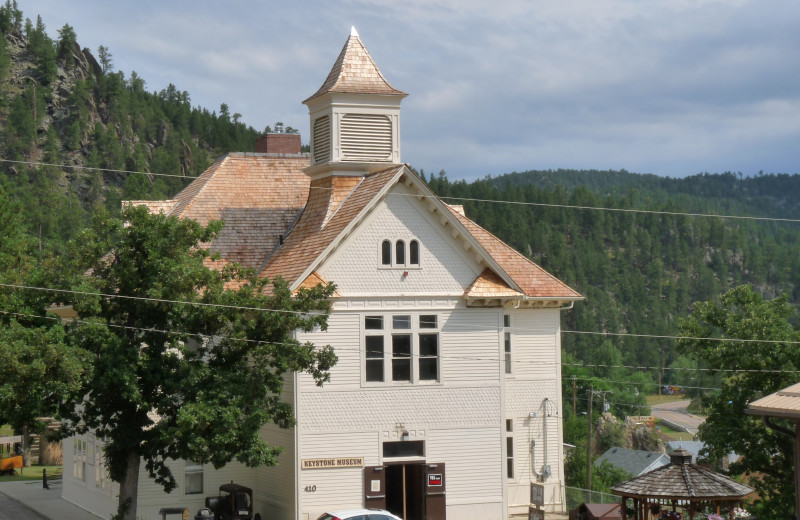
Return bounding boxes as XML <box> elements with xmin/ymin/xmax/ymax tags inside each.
<box><xmin>651</xmin><ymin>399</ymin><xmax>705</xmax><ymax>434</ymax></box>
<box><xmin>0</xmin><ymin>491</ymin><xmax>48</xmax><ymax>520</ymax></box>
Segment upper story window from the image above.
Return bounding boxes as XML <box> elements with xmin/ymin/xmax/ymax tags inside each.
<box><xmin>379</xmin><ymin>239</ymin><xmax>421</xmax><ymax>268</ymax></box>
<box><xmin>364</xmin><ymin>313</ymin><xmax>440</xmax><ymax>384</ymax></box>
<box><xmin>381</xmin><ymin>240</ymin><xmax>391</xmax><ymax>266</ymax></box>
<box><xmin>504</xmin><ymin>314</ymin><xmax>512</xmax><ymax>375</ymax></box>
<box><xmin>395</xmin><ymin>240</ymin><xmax>406</xmax><ymax>265</ymax></box>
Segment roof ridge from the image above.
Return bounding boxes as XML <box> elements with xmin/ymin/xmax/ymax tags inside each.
<box><xmin>304</xmin><ymin>32</ymin><xmax>407</xmax><ymax>103</ymax></box>
<box><xmin>171</xmin><ymin>155</ymin><xmax>231</xmax><ymax>218</ymax></box>
<box><xmin>447</xmin><ymin>206</ymin><xmax>581</xmax><ymax>298</ymax></box>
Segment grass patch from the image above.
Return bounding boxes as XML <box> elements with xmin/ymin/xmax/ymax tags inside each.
<box><xmin>0</xmin><ymin>464</ymin><xmax>62</xmax><ymax>482</ymax></box>
<box><xmin>654</xmin><ymin>420</ymin><xmax>695</xmax><ymax>442</ymax></box>
<box><xmin>646</xmin><ymin>394</ymin><xmax>688</xmax><ymax>406</ymax></box>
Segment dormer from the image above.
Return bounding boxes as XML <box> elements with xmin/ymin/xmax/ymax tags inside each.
<box><xmin>303</xmin><ymin>27</ymin><xmax>408</xmax><ymax>179</ymax></box>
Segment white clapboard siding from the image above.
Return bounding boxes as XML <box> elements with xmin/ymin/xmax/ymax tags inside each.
<box><xmin>426</xmin><ymin>427</ymin><xmax>504</xmax><ymax>511</ymax></box>
<box><xmin>318</xmin><ymin>183</ymin><xmax>482</xmax><ymax>297</ymax></box>
<box><xmin>299</xmin><ymin>431</ymin><xmax>379</xmax><ymax>517</ymax></box>
<box><xmin>135</xmin><ymin>459</ymin><xmax>255</xmax><ymax>520</ymax></box>
<box><xmin>441</xmin><ymin>309</ymin><xmax>501</xmax><ymax>383</ymax></box>
<box><xmin>297</xmin><ymin>312</ymin><xmax>361</xmax><ymax>391</ymax></box>
<box><xmin>506</xmin><ymin>309</ymin><xmax>559</xmax><ymax>380</ymax></box>
<box><xmin>61</xmin><ymin>435</ymin><xmax>118</xmax><ymax>520</ymax></box>
<box><xmin>256</xmin><ymin>424</ymin><xmax>296</xmax><ymax>520</ymax></box>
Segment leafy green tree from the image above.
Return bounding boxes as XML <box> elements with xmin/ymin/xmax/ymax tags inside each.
<box><xmin>0</xmin><ymin>322</ymin><xmax>89</xmax><ymax>466</ymax></box>
<box><xmin>678</xmin><ymin>285</ymin><xmax>799</xmax><ymax>518</ymax></box>
<box><xmin>60</xmin><ymin>206</ymin><xmax>337</xmax><ymax>520</ymax></box>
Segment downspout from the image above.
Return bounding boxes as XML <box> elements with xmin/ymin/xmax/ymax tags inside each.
<box><xmin>530</xmin><ymin>398</ymin><xmax>550</xmax><ymax>482</ymax></box>
<box><xmin>543</xmin><ymin>397</ymin><xmax>549</xmax><ymax>477</ymax></box>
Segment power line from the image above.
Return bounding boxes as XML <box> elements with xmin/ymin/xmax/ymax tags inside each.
<box><xmin>567</xmin><ymin>375</ymin><xmax>721</xmax><ymax>391</ymax></box>
<box><xmin>562</xmin><ymin>329</ymin><xmax>800</xmax><ymax>345</ymax></box>
<box><xmin>5</xmin><ymin>158</ymin><xmax>799</xmax><ymax>224</ymax></box>
<box><xmin>0</xmin><ymin>283</ymin><xmax>327</xmax><ymax>317</ymax></box>
<box><xmin>4</xmin><ymin>280</ymin><xmax>800</xmax><ymax>347</ymax></box>
<box><xmin>0</xmin><ymin>159</ymin><xmax>198</xmax><ymax>180</ymax></box>
<box><xmin>563</xmin><ymin>362</ymin><xmax>800</xmax><ymax>375</ymax></box>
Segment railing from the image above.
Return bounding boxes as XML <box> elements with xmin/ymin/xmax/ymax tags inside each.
<box><xmin>564</xmin><ymin>486</ymin><xmax>619</xmax><ymax>510</ymax></box>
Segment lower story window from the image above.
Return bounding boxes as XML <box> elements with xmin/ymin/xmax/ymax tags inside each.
<box><xmin>185</xmin><ymin>461</ymin><xmax>203</xmax><ymax>494</ymax></box>
<box><xmin>506</xmin><ymin>436</ymin><xmax>514</xmax><ymax>479</ymax></box>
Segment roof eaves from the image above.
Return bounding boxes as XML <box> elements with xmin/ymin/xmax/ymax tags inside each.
<box><xmin>288</xmin><ymin>165</ymin><xmax>405</xmax><ymax>292</ymax></box>
<box><xmin>397</xmin><ymin>171</ymin><xmax>526</xmax><ymax>295</ymax></box>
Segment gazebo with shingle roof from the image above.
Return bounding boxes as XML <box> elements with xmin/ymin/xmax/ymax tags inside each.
<box><xmin>611</xmin><ymin>449</ymin><xmax>752</xmax><ymax>520</ymax></box>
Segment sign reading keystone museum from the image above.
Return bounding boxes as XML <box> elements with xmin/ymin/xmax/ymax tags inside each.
<box><xmin>301</xmin><ymin>457</ymin><xmax>364</xmax><ymax>469</ymax></box>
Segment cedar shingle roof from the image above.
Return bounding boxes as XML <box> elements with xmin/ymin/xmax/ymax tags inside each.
<box><xmin>259</xmin><ymin>166</ymin><xmax>403</xmax><ymax>286</ymax></box>
<box><xmin>464</xmin><ymin>268</ymin><xmax>524</xmax><ymax>299</ymax></box>
<box><xmin>612</xmin><ymin>449</ymin><xmax>753</xmax><ymax>500</ymax></box>
<box><xmin>304</xmin><ymin>29</ymin><xmax>407</xmax><ymax>104</ymax></box>
<box><xmin>447</xmin><ymin>206</ymin><xmax>582</xmax><ymax>300</ymax></box>
<box><xmin>127</xmin><ymin>153</ymin><xmax>310</xmax><ymax>270</ymax></box>
<box><xmin>134</xmin><ymin>156</ymin><xmax>578</xmax><ymax>301</ymax></box>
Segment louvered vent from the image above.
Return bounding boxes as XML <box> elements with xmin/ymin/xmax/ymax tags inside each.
<box><xmin>313</xmin><ymin>115</ymin><xmax>331</xmax><ymax>164</ymax></box>
<box><xmin>340</xmin><ymin>114</ymin><xmax>392</xmax><ymax>161</ymax></box>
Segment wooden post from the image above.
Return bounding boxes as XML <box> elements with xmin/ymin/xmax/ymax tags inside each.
<box><xmin>573</xmin><ymin>376</ymin><xmax>577</xmax><ymax>415</ymax></box>
<box><xmin>795</xmin><ymin>419</ymin><xmax>800</xmax><ymax>520</ymax></box>
<box><xmin>586</xmin><ymin>385</ymin><xmax>593</xmax><ymax>490</ymax></box>
<box><xmin>402</xmin><ymin>464</ymin><xmax>407</xmax><ymax>520</ymax></box>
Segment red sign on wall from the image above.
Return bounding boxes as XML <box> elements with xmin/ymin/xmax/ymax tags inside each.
<box><xmin>428</xmin><ymin>474</ymin><xmax>443</xmax><ymax>487</ymax></box>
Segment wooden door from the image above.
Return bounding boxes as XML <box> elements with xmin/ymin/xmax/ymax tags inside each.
<box><xmin>364</xmin><ymin>465</ymin><xmax>387</xmax><ymax>510</ymax></box>
<box><xmin>424</xmin><ymin>463</ymin><xmax>446</xmax><ymax>520</ymax></box>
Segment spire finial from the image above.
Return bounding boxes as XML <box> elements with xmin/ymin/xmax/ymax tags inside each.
<box><xmin>350</xmin><ymin>26</ymin><xmax>359</xmax><ymax>37</ymax></box>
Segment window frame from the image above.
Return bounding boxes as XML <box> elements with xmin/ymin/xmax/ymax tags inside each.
<box><xmin>377</xmin><ymin>238</ymin><xmax>423</xmax><ymax>269</ymax></box>
<box><xmin>506</xmin><ymin>421</ymin><xmax>515</xmax><ymax>480</ymax></box>
<box><xmin>184</xmin><ymin>460</ymin><xmax>204</xmax><ymax>495</ymax></box>
<box><xmin>362</xmin><ymin>313</ymin><xmax>441</xmax><ymax>386</ymax></box>
<box><xmin>503</xmin><ymin>314</ymin><xmax>512</xmax><ymax>375</ymax></box>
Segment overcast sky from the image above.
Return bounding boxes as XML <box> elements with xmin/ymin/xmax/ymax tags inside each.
<box><xmin>31</xmin><ymin>0</ymin><xmax>800</xmax><ymax>180</ymax></box>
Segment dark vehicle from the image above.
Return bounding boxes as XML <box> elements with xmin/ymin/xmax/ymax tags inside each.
<box><xmin>205</xmin><ymin>483</ymin><xmax>260</xmax><ymax>520</ymax></box>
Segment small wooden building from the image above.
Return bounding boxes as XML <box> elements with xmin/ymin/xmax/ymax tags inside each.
<box><xmin>611</xmin><ymin>449</ymin><xmax>752</xmax><ymax>520</ymax></box>
<box><xmin>745</xmin><ymin>381</ymin><xmax>800</xmax><ymax>518</ymax></box>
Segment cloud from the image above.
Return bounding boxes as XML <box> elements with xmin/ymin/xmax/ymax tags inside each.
<box><xmin>30</xmin><ymin>0</ymin><xmax>800</xmax><ymax>178</ymax></box>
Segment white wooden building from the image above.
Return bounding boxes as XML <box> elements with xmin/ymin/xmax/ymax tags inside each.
<box><xmin>62</xmin><ymin>28</ymin><xmax>581</xmax><ymax>520</ymax></box>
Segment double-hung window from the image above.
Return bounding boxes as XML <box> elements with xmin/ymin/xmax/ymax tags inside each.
<box><xmin>504</xmin><ymin>314</ymin><xmax>512</xmax><ymax>375</ymax></box>
<box><xmin>364</xmin><ymin>314</ymin><xmax>440</xmax><ymax>384</ymax></box>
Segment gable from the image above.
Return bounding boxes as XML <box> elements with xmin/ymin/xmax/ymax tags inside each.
<box><xmin>317</xmin><ymin>182</ymin><xmax>483</xmax><ymax>296</ymax></box>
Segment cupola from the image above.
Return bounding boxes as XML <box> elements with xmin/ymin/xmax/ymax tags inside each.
<box><xmin>303</xmin><ymin>27</ymin><xmax>407</xmax><ymax>179</ymax></box>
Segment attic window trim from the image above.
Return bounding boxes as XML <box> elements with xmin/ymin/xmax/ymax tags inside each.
<box><xmin>378</xmin><ymin>238</ymin><xmax>421</xmax><ymax>270</ymax></box>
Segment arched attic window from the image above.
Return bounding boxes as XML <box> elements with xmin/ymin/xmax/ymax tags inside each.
<box><xmin>381</xmin><ymin>240</ymin><xmax>392</xmax><ymax>265</ymax></box>
<box><xmin>395</xmin><ymin>240</ymin><xmax>406</xmax><ymax>265</ymax></box>
<box><xmin>409</xmin><ymin>240</ymin><xmax>419</xmax><ymax>266</ymax></box>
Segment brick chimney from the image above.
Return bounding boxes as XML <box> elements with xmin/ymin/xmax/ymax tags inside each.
<box><xmin>255</xmin><ymin>133</ymin><xmax>302</xmax><ymax>154</ymax></box>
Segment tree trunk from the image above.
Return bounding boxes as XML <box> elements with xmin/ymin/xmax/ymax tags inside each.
<box><xmin>117</xmin><ymin>452</ymin><xmax>140</xmax><ymax>520</ymax></box>
<box><xmin>21</xmin><ymin>424</ymin><xmax>31</xmax><ymax>467</ymax></box>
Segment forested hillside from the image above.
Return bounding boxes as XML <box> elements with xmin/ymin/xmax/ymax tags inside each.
<box><xmin>0</xmin><ymin>2</ymin><xmax>269</xmax><ymax>253</ymax></box>
<box><xmin>423</xmin><ymin>168</ymin><xmax>800</xmax><ymax>412</ymax></box>
<box><xmin>3</xmin><ymin>2</ymin><xmax>800</xmax><ymax>417</ymax></box>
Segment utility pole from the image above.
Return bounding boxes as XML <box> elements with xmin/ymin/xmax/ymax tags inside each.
<box><xmin>585</xmin><ymin>385</ymin><xmax>593</xmax><ymax>491</ymax></box>
<box><xmin>572</xmin><ymin>376</ymin><xmax>577</xmax><ymax>415</ymax></box>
